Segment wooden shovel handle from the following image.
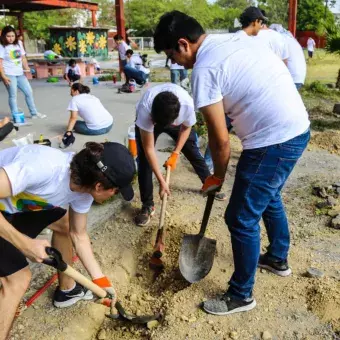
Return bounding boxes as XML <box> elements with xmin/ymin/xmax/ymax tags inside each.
<box><xmin>158</xmin><ymin>166</ymin><xmax>171</xmax><ymax>230</ymax></box>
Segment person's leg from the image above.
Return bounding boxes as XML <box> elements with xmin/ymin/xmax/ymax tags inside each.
<box><xmin>4</xmin><ymin>75</ymin><xmax>19</xmax><ymax>115</ymax></box>
<box><xmin>170</xmin><ymin>70</ymin><xmax>180</xmax><ymax>85</ymax></box>
<box><xmin>71</xmin><ymin>74</ymin><xmax>81</xmax><ymax>82</ymax></box>
<box><xmin>124</xmin><ymin>66</ymin><xmax>145</xmax><ymax>85</ymax></box>
<box><xmin>16</xmin><ymin>75</ymin><xmax>38</xmax><ymax>116</ymax></box>
<box><xmin>180</xmin><ymin>69</ymin><xmax>188</xmax><ymax>82</ymax></box>
<box><xmin>0</xmin><ymin>267</ymin><xmax>32</xmax><ymax>340</ymax></box>
<box><xmin>74</xmin><ymin>121</ymin><xmax>113</xmax><ymax>136</ymax></box>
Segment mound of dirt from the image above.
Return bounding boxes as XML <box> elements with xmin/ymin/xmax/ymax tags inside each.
<box><xmin>310</xmin><ymin>131</ymin><xmax>340</xmax><ymax>155</ymax></box>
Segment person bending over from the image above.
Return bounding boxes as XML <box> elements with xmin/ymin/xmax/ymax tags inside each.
<box><xmin>64</xmin><ymin>59</ymin><xmax>81</xmax><ymax>86</ymax></box>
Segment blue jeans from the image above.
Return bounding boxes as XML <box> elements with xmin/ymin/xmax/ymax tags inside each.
<box><xmin>295</xmin><ymin>83</ymin><xmax>303</xmax><ymax>90</ymax></box>
<box><xmin>4</xmin><ymin>75</ymin><xmax>37</xmax><ymax>115</ymax></box>
<box><xmin>74</xmin><ymin>121</ymin><xmax>113</xmax><ymax>135</ymax></box>
<box><xmin>170</xmin><ymin>69</ymin><xmax>188</xmax><ymax>85</ymax></box>
<box><xmin>204</xmin><ymin>115</ymin><xmax>233</xmax><ymax>172</ymax></box>
<box><xmin>225</xmin><ymin>130</ymin><xmax>310</xmax><ymax>300</ymax></box>
<box><xmin>124</xmin><ymin>65</ymin><xmax>148</xmax><ymax>85</ymax></box>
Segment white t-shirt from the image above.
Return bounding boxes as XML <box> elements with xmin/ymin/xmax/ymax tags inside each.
<box><xmin>255</xmin><ymin>29</ymin><xmax>289</xmax><ymax>60</ymax></box>
<box><xmin>283</xmin><ymin>35</ymin><xmax>306</xmax><ymax>84</ymax></box>
<box><xmin>191</xmin><ymin>34</ymin><xmax>310</xmax><ymax>150</ymax></box>
<box><xmin>118</xmin><ymin>41</ymin><xmax>129</xmax><ymax>60</ymax></box>
<box><xmin>65</xmin><ymin>64</ymin><xmax>81</xmax><ymax>75</ymax></box>
<box><xmin>170</xmin><ymin>63</ymin><xmax>185</xmax><ymax>70</ymax></box>
<box><xmin>68</xmin><ymin>93</ymin><xmax>113</xmax><ymax>130</ymax></box>
<box><xmin>127</xmin><ymin>54</ymin><xmax>150</xmax><ymax>75</ymax></box>
<box><xmin>0</xmin><ymin>145</ymin><xmax>93</xmax><ymax>215</ymax></box>
<box><xmin>135</xmin><ymin>83</ymin><xmax>196</xmax><ymax>133</ymax></box>
<box><xmin>307</xmin><ymin>38</ymin><xmax>316</xmax><ymax>52</ymax></box>
<box><xmin>0</xmin><ymin>43</ymin><xmax>25</xmax><ymax>76</ymax></box>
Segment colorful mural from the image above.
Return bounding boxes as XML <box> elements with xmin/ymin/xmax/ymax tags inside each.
<box><xmin>50</xmin><ymin>27</ymin><xmax>108</xmax><ymax>59</ymax></box>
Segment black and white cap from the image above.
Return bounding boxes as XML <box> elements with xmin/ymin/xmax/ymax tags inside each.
<box><xmin>96</xmin><ymin>142</ymin><xmax>135</xmax><ymax>201</ymax></box>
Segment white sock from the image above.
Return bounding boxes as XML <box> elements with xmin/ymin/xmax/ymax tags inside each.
<box><xmin>61</xmin><ymin>283</ymin><xmax>76</xmax><ymax>293</ymax></box>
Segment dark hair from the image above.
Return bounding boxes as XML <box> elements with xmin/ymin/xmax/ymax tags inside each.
<box><xmin>239</xmin><ymin>7</ymin><xmax>265</xmax><ymax>29</ymax></box>
<box><xmin>114</xmin><ymin>34</ymin><xmax>123</xmax><ymax>41</ymax></box>
<box><xmin>70</xmin><ymin>142</ymin><xmax>114</xmax><ymax>189</ymax></box>
<box><xmin>0</xmin><ymin>26</ymin><xmax>18</xmax><ymax>46</ymax></box>
<box><xmin>151</xmin><ymin>92</ymin><xmax>180</xmax><ymax>127</ymax></box>
<box><xmin>72</xmin><ymin>83</ymin><xmax>90</xmax><ymax>94</ymax></box>
<box><xmin>154</xmin><ymin>11</ymin><xmax>205</xmax><ymax>53</ymax></box>
<box><xmin>126</xmin><ymin>49</ymin><xmax>133</xmax><ymax>56</ymax></box>
<box><xmin>68</xmin><ymin>58</ymin><xmax>76</xmax><ymax>66</ymax></box>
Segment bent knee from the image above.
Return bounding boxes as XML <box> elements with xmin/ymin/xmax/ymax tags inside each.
<box><xmin>2</xmin><ymin>267</ymin><xmax>32</xmax><ymax>294</ymax></box>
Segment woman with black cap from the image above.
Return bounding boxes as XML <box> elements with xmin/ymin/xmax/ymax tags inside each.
<box><xmin>0</xmin><ymin>141</ymin><xmax>135</xmax><ymax>340</ymax></box>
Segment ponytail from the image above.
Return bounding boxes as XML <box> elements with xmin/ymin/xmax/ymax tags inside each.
<box><xmin>71</xmin><ymin>83</ymin><xmax>91</xmax><ymax>94</ymax></box>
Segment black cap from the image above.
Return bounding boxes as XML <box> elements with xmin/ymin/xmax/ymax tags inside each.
<box><xmin>96</xmin><ymin>142</ymin><xmax>135</xmax><ymax>201</ymax></box>
<box><xmin>240</xmin><ymin>6</ymin><xmax>268</xmax><ymax>25</ymax></box>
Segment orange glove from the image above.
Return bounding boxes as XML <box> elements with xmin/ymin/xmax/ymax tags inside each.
<box><xmin>201</xmin><ymin>175</ymin><xmax>224</xmax><ymax>197</ymax></box>
<box><xmin>164</xmin><ymin>152</ymin><xmax>179</xmax><ymax>171</ymax></box>
<box><xmin>93</xmin><ymin>276</ymin><xmax>117</xmax><ymax>308</ymax></box>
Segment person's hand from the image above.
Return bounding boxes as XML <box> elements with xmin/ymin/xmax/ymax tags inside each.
<box><xmin>159</xmin><ymin>181</ymin><xmax>170</xmax><ymax>199</ymax></box>
<box><xmin>163</xmin><ymin>152</ymin><xmax>179</xmax><ymax>171</ymax></box>
<box><xmin>201</xmin><ymin>175</ymin><xmax>224</xmax><ymax>197</ymax></box>
<box><xmin>20</xmin><ymin>238</ymin><xmax>51</xmax><ymax>263</ymax></box>
<box><xmin>2</xmin><ymin>76</ymin><xmax>11</xmax><ymax>86</ymax></box>
<box><xmin>93</xmin><ymin>276</ymin><xmax>117</xmax><ymax>309</ymax></box>
<box><xmin>23</xmin><ymin>69</ymin><xmax>31</xmax><ymax>73</ymax></box>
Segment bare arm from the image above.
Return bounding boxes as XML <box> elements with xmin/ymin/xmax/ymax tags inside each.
<box><xmin>22</xmin><ymin>56</ymin><xmax>30</xmax><ymax>72</ymax></box>
<box><xmin>69</xmin><ymin>208</ymin><xmax>103</xmax><ymax>280</ymax></box>
<box><xmin>173</xmin><ymin>125</ymin><xmax>191</xmax><ymax>154</ymax></box>
<box><xmin>0</xmin><ymin>169</ymin><xmax>50</xmax><ymax>262</ymax></box>
<box><xmin>201</xmin><ymin>101</ymin><xmax>230</xmax><ymax>179</ymax></box>
<box><xmin>66</xmin><ymin>111</ymin><xmax>78</xmax><ymax>132</ymax></box>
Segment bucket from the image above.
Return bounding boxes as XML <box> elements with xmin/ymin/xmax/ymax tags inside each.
<box><xmin>128</xmin><ymin>125</ymin><xmax>137</xmax><ymax>158</ymax></box>
<box><xmin>13</xmin><ymin>111</ymin><xmax>25</xmax><ymax>124</ymax></box>
<box><xmin>93</xmin><ymin>77</ymin><xmax>99</xmax><ymax>85</ymax></box>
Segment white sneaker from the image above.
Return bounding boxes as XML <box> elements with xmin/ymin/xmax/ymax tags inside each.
<box><xmin>31</xmin><ymin>113</ymin><xmax>47</xmax><ymax>119</ymax></box>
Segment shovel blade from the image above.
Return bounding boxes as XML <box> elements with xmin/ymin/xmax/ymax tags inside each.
<box><xmin>179</xmin><ymin>234</ymin><xmax>216</xmax><ymax>283</ymax></box>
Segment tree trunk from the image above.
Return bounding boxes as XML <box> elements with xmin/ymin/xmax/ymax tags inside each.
<box><xmin>336</xmin><ymin>69</ymin><xmax>340</xmax><ymax>89</ymax></box>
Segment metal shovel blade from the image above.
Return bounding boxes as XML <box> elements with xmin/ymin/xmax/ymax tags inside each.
<box><xmin>179</xmin><ymin>234</ymin><xmax>217</xmax><ymax>283</ymax></box>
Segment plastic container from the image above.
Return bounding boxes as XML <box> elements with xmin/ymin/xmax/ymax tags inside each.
<box><xmin>12</xmin><ymin>111</ymin><xmax>25</xmax><ymax>124</ymax></box>
<box><xmin>112</xmin><ymin>74</ymin><xmax>117</xmax><ymax>84</ymax></box>
<box><xmin>92</xmin><ymin>77</ymin><xmax>99</xmax><ymax>85</ymax></box>
<box><xmin>128</xmin><ymin>125</ymin><xmax>137</xmax><ymax>158</ymax></box>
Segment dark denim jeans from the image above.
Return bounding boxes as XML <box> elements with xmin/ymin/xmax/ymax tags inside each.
<box><xmin>225</xmin><ymin>129</ymin><xmax>310</xmax><ymax>300</ymax></box>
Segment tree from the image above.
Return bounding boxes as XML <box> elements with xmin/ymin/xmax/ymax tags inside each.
<box><xmin>325</xmin><ymin>23</ymin><xmax>340</xmax><ymax>88</ymax></box>
<box><xmin>257</xmin><ymin>0</ymin><xmax>288</xmax><ymax>26</ymax></box>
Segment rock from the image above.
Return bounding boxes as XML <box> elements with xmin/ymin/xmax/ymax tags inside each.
<box><xmin>229</xmin><ymin>331</ymin><xmax>238</xmax><ymax>339</ymax></box>
<box><xmin>262</xmin><ymin>331</ymin><xmax>273</xmax><ymax>340</ymax></box>
<box><xmin>97</xmin><ymin>329</ymin><xmax>106</xmax><ymax>340</ymax></box>
<box><xmin>147</xmin><ymin>320</ymin><xmax>159</xmax><ymax>330</ymax></box>
<box><xmin>327</xmin><ymin>196</ymin><xmax>337</xmax><ymax>207</ymax></box>
<box><xmin>326</xmin><ymin>83</ymin><xmax>335</xmax><ymax>89</ymax></box>
<box><xmin>333</xmin><ymin>103</ymin><xmax>340</xmax><ymax>114</ymax></box>
<box><xmin>327</xmin><ymin>207</ymin><xmax>340</xmax><ymax>217</ymax></box>
<box><xmin>129</xmin><ymin>294</ymin><xmax>138</xmax><ymax>302</ymax></box>
<box><xmin>188</xmin><ymin>316</ymin><xmax>197</xmax><ymax>323</ymax></box>
<box><xmin>333</xmin><ymin>182</ymin><xmax>340</xmax><ymax>188</ymax></box>
<box><xmin>136</xmin><ymin>310</ymin><xmax>142</xmax><ymax>316</ymax></box>
<box><xmin>331</xmin><ymin>215</ymin><xmax>340</xmax><ymax>229</ymax></box>
<box><xmin>313</xmin><ymin>186</ymin><xmax>328</xmax><ymax>198</ymax></box>
<box><xmin>181</xmin><ymin>315</ymin><xmax>189</xmax><ymax>322</ymax></box>
<box><xmin>207</xmin><ymin>320</ymin><xmax>214</xmax><ymax>325</ymax></box>
<box><xmin>306</xmin><ymin>267</ymin><xmax>324</xmax><ymax>278</ymax></box>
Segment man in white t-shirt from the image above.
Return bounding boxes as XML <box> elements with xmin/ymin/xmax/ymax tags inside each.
<box><xmin>169</xmin><ymin>61</ymin><xmax>188</xmax><ymax>86</ymax></box>
<box><xmin>307</xmin><ymin>37</ymin><xmax>316</xmax><ymax>58</ymax></box>
<box><xmin>238</xmin><ymin>7</ymin><xmax>289</xmax><ymax>64</ymax></box>
<box><xmin>270</xmin><ymin>24</ymin><xmax>306</xmax><ymax>89</ymax></box>
<box><xmin>64</xmin><ymin>59</ymin><xmax>81</xmax><ymax>86</ymax></box>
<box><xmin>154</xmin><ymin>11</ymin><xmax>310</xmax><ymax>316</ymax></box>
<box><xmin>134</xmin><ymin>83</ymin><xmax>226</xmax><ymax>226</ymax></box>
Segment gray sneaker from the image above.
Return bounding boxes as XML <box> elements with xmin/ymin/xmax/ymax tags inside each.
<box><xmin>31</xmin><ymin>112</ymin><xmax>47</xmax><ymax>119</ymax></box>
<box><xmin>203</xmin><ymin>293</ymin><xmax>256</xmax><ymax>315</ymax></box>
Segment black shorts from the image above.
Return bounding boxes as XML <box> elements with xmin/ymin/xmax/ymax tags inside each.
<box><xmin>308</xmin><ymin>51</ymin><xmax>313</xmax><ymax>58</ymax></box>
<box><xmin>0</xmin><ymin>208</ymin><xmax>66</xmax><ymax>277</ymax></box>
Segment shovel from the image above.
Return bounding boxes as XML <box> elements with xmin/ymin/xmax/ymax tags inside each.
<box><xmin>43</xmin><ymin>247</ymin><xmax>160</xmax><ymax>324</ymax></box>
<box><xmin>179</xmin><ymin>194</ymin><xmax>216</xmax><ymax>283</ymax></box>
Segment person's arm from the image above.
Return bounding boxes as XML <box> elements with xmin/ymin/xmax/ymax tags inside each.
<box><xmin>140</xmin><ymin>128</ymin><xmax>170</xmax><ymax>197</ymax></box>
<box><xmin>0</xmin><ymin>59</ymin><xmax>10</xmax><ymax>86</ymax></box>
<box><xmin>173</xmin><ymin>124</ymin><xmax>191</xmax><ymax>154</ymax></box>
<box><xmin>0</xmin><ymin>169</ymin><xmax>50</xmax><ymax>262</ymax></box>
<box><xmin>201</xmin><ymin>100</ymin><xmax>230</xmax><ymax>180</ymax></box>
<box><xmin>66</xmin><ymin>110</ymin><xmax>78</xmax><ymax>132</ymax></box>
<box><xmin>22</xmin><ymin>55</ymin><xmax>30</xmax><ymax>72</ymax></box>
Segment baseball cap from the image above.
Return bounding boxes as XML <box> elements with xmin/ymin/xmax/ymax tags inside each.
<box><xmin>96</xmin><ymin>142</ymin><xmax>135</xmax><ymax>201</ymax></box>
<box><xmin>240</xmin><ymin>7</ymin><xmax>268</xmax><ymax>25</ymax></box>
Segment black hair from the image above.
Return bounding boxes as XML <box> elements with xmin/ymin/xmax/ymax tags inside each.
<box><xmin>0</xmin><ymin>26</ymin><xmax>18</xmax><ymax>46</ymax></box>
<box><xmin>151</xmin><ymin>92</ymin><xmax>180</xmax><ymax>127</ymax></box>
<box><xmin>70</xmin><ymin>142</ymin><xmax>114</xmax><ymax>189</ymax></box>
<box><xmin>154</xmin><ymin>11</ymin><xmax>205</xmax><ymax>53</ymax></box>
<box><xmin>126</xmin><ymin>49</ymin><xmax>134</xmax><ymax>56</ymax></box>
<box><xmin>114</xmin><ymin>34</ymin><xmax>123</xmax><ymax>41</ymax></box>
<box><xmin>71</xmin><ymin>83</ymin><xmax>90</xmax><ymax>94</ymax></box>
<box><xmin>68</xmin><ymin>58</ymin><xmax>76</xmax><ymax>66</ymax></box>
<box><xmin>239</xmin><ymin>7</ymin><xmax>264</xmax><ymax>29</ymax></box>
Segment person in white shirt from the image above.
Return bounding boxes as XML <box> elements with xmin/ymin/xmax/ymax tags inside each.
<box><xmin>64</xmin><ymin>59</ymin><xmax>82</xmax><ymax>86</ymax></box>
<box><xmin>270</xmin><ymin>24</ymin><xmax>307</xmax><ymax>89</ymax></box>
<box><xmin>0</xmin><ymin>141</ymin><xmax>135</xmax><ymax>340</ymax></box>
<box><xmin>154</xmin><ymin>11</ymin><xmax>310</xmax><ymax>316</ymax></box>
<box><xmin>238</xmin><ymin>7</ymin><xmax>289</xmax><ymax>64</ymax></box>
<box><xmin>60</xmin><ymin>83</ymin><xmax>113</xmax><ymax>147</ymax></box>
<box><xmin>0</xmin><ymin>26</ymin><xmax>46</xmax><ymax>119</ymax></box>
<box><xmin>123</xmin><ymin>49</ymin><xmax>150</xmax><ymax>86</ymax></box>
<box><xmin>307</xmin><ymin>37</ymin><xmax>316</xmax><ymax>58</ymax></box>
<box><xmin>134</xmin><ymin>83</ymin><xmax>226</xmax><ymax>227</ymax></box>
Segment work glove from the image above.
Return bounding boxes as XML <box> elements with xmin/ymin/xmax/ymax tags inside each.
<box><xmin>93</xmin><ymin>276</ymin><xmax>117</xmax><ymax>310</ymax></box>
<box><xmin>163</xmin><ymin>152</ymin><xmax>179</xmax><ymax>171</ymax></box>
<box><xmin>201</xmin><ymin>175</ymin><xmax>224</xmax><ymax>197</ymax></box>
<box><xmin>59</xmin><ymin>131</ymin><xmax>75</xmax><ymax>149</ymax></box>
